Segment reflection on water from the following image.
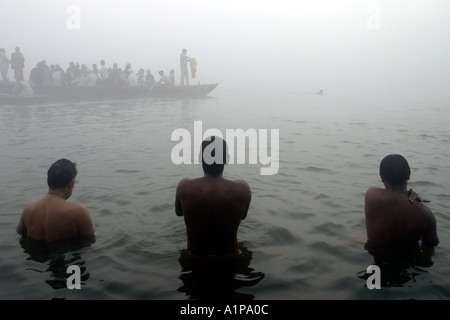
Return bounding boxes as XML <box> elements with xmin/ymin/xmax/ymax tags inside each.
<box><xmin>357</xmin><ymin>244</ymin><xmax>435</xmax><ymax>288</ymax></box>
<box><xmin>19</xmin><ymin>236</ymin><xmax>95</xmax><ymax>290</ymax></box>
<box><xmin>177</xmin><ymin>242</ymin><xmax>265</xmax><ymax>300</ymax></box>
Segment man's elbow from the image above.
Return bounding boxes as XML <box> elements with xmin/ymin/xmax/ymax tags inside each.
<box><xmin>80</xmin><ymin>227</ymin><xmax>95</xmax><ymax>239</ymax></box>
<box><xmin>16</xmin><ymin>226</ymin><xmax>26</xmax><ymax>235</ymax></box>
<box><xmin>422</xmin><ymin>236</ymin><xmax>439</xmax><ymax>247</ymax></box>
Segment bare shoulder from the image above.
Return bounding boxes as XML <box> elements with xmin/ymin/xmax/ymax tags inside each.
<box><xmin>364</xmin><ymin>187</ymin><xmax>387</xmax><ymax>214</ymax></box>
<box><xmin>177</xmin><ymin>177</ymin><xmax>192</xmax><ymax>188</ymax></box>
<box><xmin>24</xmin><ymin>199</ymin><xmax>39</xmax><ymax>210</ymax></box>
<box><xmin>70</xmin><ymin>202</ymin><xmax>95</xmax><ymax>235</ymax></box>
<box><xmin>176</xmin><ymin>178</ymin><xmax>193</xmax><ymax>195</ymax></box>
<box><xmin>365</xmin><ymin>187</ymin><xmax>383</xmax><ymax>197</ymax></box>
<box><xmin>234</xmin><ymin>179</ymin><xmax>250</xmax><ymax>189</ymax></box>
<box><xmin>231</xmin><ymin>179</ymin><xmax>251</xmax><ymax>197</ymax></box>
<box><xmin>416</xmin><ymin>201</ymin><xmax>434</xmax><ymax>218</ymax></box>
<box><xmin>67</xmin><ymin>202</ymin><xmax>90</xmax><ymax>219</ymax></box>
<box><xmin>365</xmin><ymin>187</ymin><xmax>388</xmax><ymax>201</ymax></box>
<box><xmin>73</xmin><ymin>202</ymin><xmax>89</xmax><ymax>214</ymax></box>
<box><xmin>20</xmin><ymin>199</ymin><xmax>40</xmax><ymax>218</ymax></box>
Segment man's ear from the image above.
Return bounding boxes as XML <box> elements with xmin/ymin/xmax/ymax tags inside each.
<box><xmin>69</xmin><ymin>178</ymin><xmax>76</xmax><ymax>190</ymax></box>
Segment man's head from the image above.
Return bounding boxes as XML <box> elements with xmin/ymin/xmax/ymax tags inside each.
<box><xmin>159</xmin><ymin>70</ymin><xmax>164</xmax><ymax>76</ymax></box>
<box><xmin>15</xmin><ymin>46</ymin><xmax>20</xmax><ymax>52</ymax></box>
<box><xmin>379</xmin><ymin>154</ymin><xmax>411</xmax><ymax>187</ymax></box>
<box><xmin>47</xmin><ymin>159</ymin><xmax>78</xmax><ymax>190</ymax></box>
<box><xmin>182</xmin><ymin>49</ymin><xmax>187</xmax><ymax>54</ymax></box>
<box><xmin>201</xmin><ymin>136</ymin><xmax>229</xmax><ymax>176</ymax></box>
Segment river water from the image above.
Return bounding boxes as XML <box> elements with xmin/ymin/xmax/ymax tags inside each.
<box><xmin>0</xmin><ymin>86</ymin><xmax>449</xmax><ymax>299</ymax></box>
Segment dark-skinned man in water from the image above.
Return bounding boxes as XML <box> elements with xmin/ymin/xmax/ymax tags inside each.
<box><xmin>365</xmin><ymin>154</ymin><xmax>439</xmax><ymax>255</ymax></box>
<box><xmin>175</xmin><ymin>136</ymin><xmax>251</xmax><ymax>257</ymax></box>
<box><xmin>17</xmin><ymin>159</ymin><xmax>95</xmax><ymax>241</ymax></box>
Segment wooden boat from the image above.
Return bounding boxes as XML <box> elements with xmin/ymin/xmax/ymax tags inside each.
<box><xmin>0</xmin><ymin>94</ymin><xmax>50</xmax><ymax>106</ymax></box>
<box><xmin>0</xmin><ymin>81</ymin><xmax>219</xmax><ymax>105</ymax></box>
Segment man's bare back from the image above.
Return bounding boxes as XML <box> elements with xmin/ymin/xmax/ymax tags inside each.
<box><xmin>365</xmin><ymin>155</ymin><xmax>439</xmax><ymax>254</ymax></box>
<box><xmin>17</xmin><ymin>159</ymin><xmax>95</xmax><ymax>242</ymax></box>
<box><xmin>176</xmin><ymin>176</ymin><xmax>251</xmax><ymax>256</ymax></box>
<box><xmin>17</xmin><ymin>194</ymin><xmax>94</xmax><ymax>241</ymax></box>
<box><xmin>365</xmin><ymin>188</ymin><xmax>439</xmax><ymax>253</ymax></box>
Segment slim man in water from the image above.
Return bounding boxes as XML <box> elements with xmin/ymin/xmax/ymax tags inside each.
<box><xmin>175</xmin><ymin>136</ymin><xmax>251</xmax><ymax>256</ymax></box>
<box><xmin>17</xmin><ymin>159</ymin><xmax>95</xmax><ymax>241</ymax></box>
<box><xmin>364</xmin><ymin>154</ymin><xmax>439</xmax><ymax>254</ymax></box>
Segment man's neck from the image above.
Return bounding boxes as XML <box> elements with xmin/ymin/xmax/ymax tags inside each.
<box><xmin>204</xmin><ymin>173</ymin><xmax>223</xmax><ymax>179</ymax></box>
<box><xmin>47</xmin><ymin>189</ymin><xmax>68</xmax><ymax>200</ymax></box>
<box><xmin>386</xmin><ymin>183</ymin><xmax>407</xmax><ymax>193</ymax></box>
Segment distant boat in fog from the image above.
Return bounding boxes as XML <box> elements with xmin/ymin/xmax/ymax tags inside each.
<box><xmin>305</xmin><ymin>89</ymin><xmax>324</xmax><ymax>95</ymax></box>
<box><xmin>0</xmin><ymin>81</ymin><xmax>219</xmax><ymax>105</ymax></box>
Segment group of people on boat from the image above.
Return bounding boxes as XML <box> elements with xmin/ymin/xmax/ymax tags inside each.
<box><xmin>1</xmin><ymin>47</ymin><xmax>197</xmax><ymax>89</ymax></box>
<box><xmin>28</xmin><ymin>60</ymin><xmax>158</xmax><ymax>88</ymax></box>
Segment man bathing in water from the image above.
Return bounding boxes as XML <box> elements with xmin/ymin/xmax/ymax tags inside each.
<box><xmin>365</xmin><ymin>154</ymin><xmax>439</xmax><ymax>254</ymax></box>
<box><xmin>17</xmin><ymin>159</ymin><xmax>95</xmax><ymax>241</ymax></box>
<box><xmin>175</xmin><ymin>136</ymin><xmax>251</xmax><ymax>256</ymax></box>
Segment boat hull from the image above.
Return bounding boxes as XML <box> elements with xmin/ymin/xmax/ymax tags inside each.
<box><xmin>0</xmin><ymin>81</ymin><xmax>218</xmax><ymax>105</ymax></box>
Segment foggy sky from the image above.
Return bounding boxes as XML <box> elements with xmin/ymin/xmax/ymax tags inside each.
<box><xmin>1</xmin><ymin>0</ymin><xmax>449</xmax><ymax>99</ymax></box>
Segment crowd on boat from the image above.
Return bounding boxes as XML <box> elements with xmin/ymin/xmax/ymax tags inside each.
<box><xmin>28</xmin><ymin>60</ymin><xmax>162</xmax><ymax>87</ymax></box>
<box><xmin>1</xmin><ymin>46</ymin><xmax>195</xmax><ymax>88</ymax></box>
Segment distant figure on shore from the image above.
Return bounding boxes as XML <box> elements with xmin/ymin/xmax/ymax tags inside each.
<box><xmin>137</xmin><ymin>69</ymin><xmax>145</xmax><ymax>86</ymax></box>
<box><xmin>0</xmin><ymin>48</ymin><xmax>11</xmax><ymax>81</ymax></box>
<box><xmin>99</xmin><ymin>60</ymin><xmax>108</xmax><ymax>80</ymax></box>
<box><xmin>169</xmin><ymin>69</ymin><xmax>175</xmax><ymax>85</ymax></box>
<box><xmin>175</xmin><ymin>136</ymin><xmax>252</xmax><ymax>256</ymax></box>
<box><xmin>17</xmin><ymin>159</ymin><xmax>95</xmax><ymax>241</ymax></box>
<box><xmin>51</xmin><ymin>64</ymin><xmax>65</xmax><ymax>86</ymax></box>
<box><xmin>364</xmin><ymin>154</ymin><xmax>439</xmax><ymax>255</ymax></box>
<box><xmin>180</xmin><ymin>48</ymin><xmax>190</xmax><ymax>86</ymax></box>
<box><xmin>157</xmin><ymin>70</ymin><xmax>171</xmax><ymax>85</ymax></box>
<box><xmin>145</xmin><ymin>70</ymin><xmax>155</xmax><ymax>87</ymax></box>
<box><xmin>11</xmin><ymin>46</ymin><xmax>25</xmax><ymax>81</ymax></box>
<box><xmin>29</xmin><ymin>62</ymin><xmax>44</xmax><ymax>86</ymax></box>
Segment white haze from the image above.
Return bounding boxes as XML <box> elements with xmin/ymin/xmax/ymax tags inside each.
<box><xmin>1</xmin><ymin>0</ymin><xmax>449</xmax><ymax>105</ymax></box>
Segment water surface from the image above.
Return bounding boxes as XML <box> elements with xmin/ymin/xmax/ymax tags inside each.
<box><xmin>0</xmin><ymin>88</ymin><xmax>449</xmax><ymax>299</ymax></box>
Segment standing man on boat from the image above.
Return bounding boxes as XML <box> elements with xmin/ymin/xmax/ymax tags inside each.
<box><xmin>0</xmin><ymin>48</ymin><xmax>11</xmax><ymax>81</ymax></box>
<box><xmin>175</xmin><ymin>136</ymin><xmax>252</xmax><ymax>256</ymax></box>
<box><xmin>180</xmin><ymin>48</ymin><xmax>190</xmax><ymax>86</ymax></box>
<box><xmin>11</xmin><ymin>46</ymin><xmax>25</xmax><ymax>81</ymax></box>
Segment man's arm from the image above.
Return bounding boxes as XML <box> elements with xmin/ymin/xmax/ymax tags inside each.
<box><xmin>364</xmin><ymin>188</ymin><xmax>384</xmax><ymax>238</ymax></box>
<box><xmin>76</xmin><ymin>204</ymin><xmax>95</xmax><ymax>238</ymax></box>
<box><xmin>422</xmin><ymin>208</ymin><xmax>439</xmax><ymax>246</ymax></box>
<box><xmin>175</xmin><ymin>197</ymin><xmax>183</xmax><ymax>217</ymax></box>
<box><xmin>175</xmin><ymin>179</ymin><xmax>188</xmax><ymax>217</ymax></box>
<box><xmin>16</xmin><ymin>208</ymin><xmax>27</xmax><ymax>235</ymax></box>
<box><xmin>239</xmin><ymin>180</ymin><xmax>251</xmax><ymax>220</ymax></box>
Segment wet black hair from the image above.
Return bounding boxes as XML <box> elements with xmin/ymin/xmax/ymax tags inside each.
<box><xmin>47</xmin><ymin>159</ymin><xmax>77</xmax><ymax>189</ymax></box>
<box><xmin>379</xmin><ymin>154</ymin><xmax>411</xmax><ymax>186</ymax></box>
<box><xmin>201</xmin><ymin>136</ymin><xmax>228</xmax><ymax>176</ymax></box>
